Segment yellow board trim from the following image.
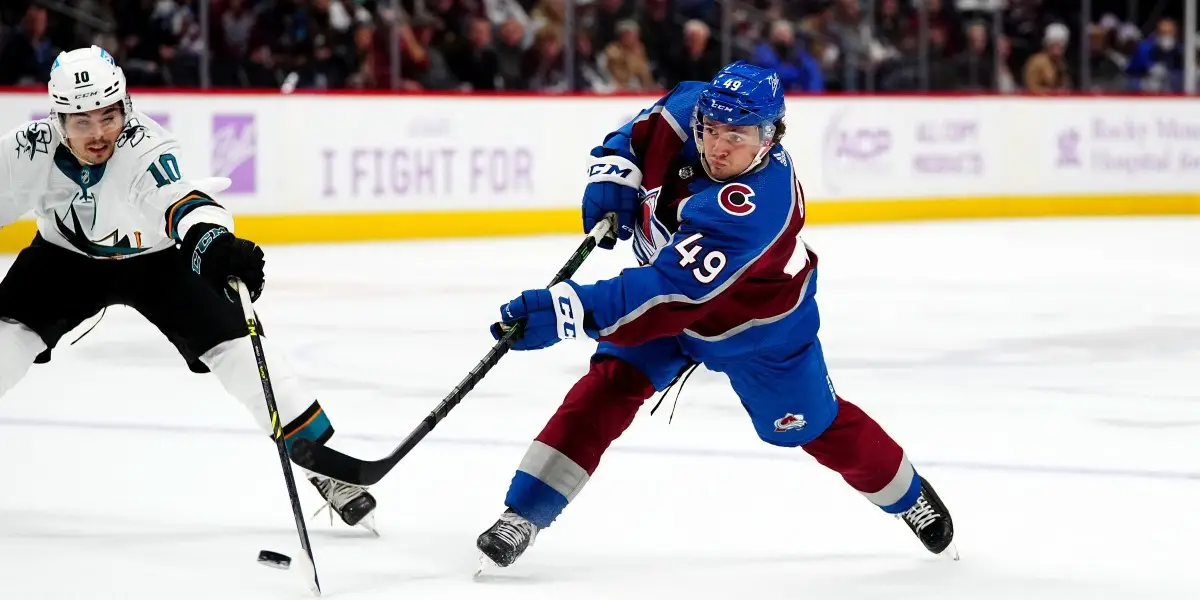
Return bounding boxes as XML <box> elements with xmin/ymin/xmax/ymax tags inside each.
<box><xmin>3</xmin><ymin>193</ymin><xmax>1199</xmax><ymax>254</ymax></box>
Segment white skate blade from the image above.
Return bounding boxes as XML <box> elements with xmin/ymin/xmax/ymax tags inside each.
<box><xmin>473</xmin><ymin>554</ymin><xmax>501</xmax><ymax>579</ymax></box>
<box><xmin>940</xmin><ymin>542</ymin><xmax>960</xmax><ymax>561</ymax></box>
<box><xmin>358</xmin><ymin>513</ymin><xmax>380</xmax><ymax>538</ymax></box>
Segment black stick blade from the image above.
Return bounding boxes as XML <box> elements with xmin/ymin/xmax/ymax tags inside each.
<box><xmin>290</xmin><ymin>438</ymin><xmax>382</xmax><ymax>486</ymax></box>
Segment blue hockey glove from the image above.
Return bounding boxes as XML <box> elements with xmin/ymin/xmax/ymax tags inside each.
<box><xmin>583</xmin><ymin>148</ymin><xmax>642</xmax><ymax>249</ymax></box>
<box><xmin>491</xmin><ymin>281</ymin><xmax>593</xmax><ymax>351</ymax></box>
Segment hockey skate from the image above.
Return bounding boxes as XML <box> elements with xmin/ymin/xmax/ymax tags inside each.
<box><xmin>308</xmin><ymin>475</ymin><xmax>378</xmax><ymax>534</ymax></box>
<box><xmin>899</xmin><ymin>476</ymin><xmax>958</xmax><ymax>560</ymax></box>
<box><xmin>475</xmin><ymin>509</ymin><xmax>539</xmax><ymax>573</ymax></box>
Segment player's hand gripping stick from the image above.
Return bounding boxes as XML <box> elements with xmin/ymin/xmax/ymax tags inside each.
<box><xmin>287</xmin><ymin>214</ymin><xmax>618</xmax><ymax>487</ymax></box>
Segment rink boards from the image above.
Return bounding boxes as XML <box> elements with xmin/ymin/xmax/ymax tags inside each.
<box><xmin>1</xmin><ymin>91</ymin><xmax>1199</xmax><ymax>251</ymax></box>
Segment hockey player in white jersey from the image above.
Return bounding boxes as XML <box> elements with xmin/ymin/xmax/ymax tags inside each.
<box><xmin>0</xmin><ymin>46</ymin><xmax>376</xmax><ymax>527</ymax></box>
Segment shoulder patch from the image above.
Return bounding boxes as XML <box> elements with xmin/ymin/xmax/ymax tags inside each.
<box><xmin>117</xmin><ymin>116</ymin><xmax>153</xmax><ymax>149</ymax></box>
<box><xmin>718</xmin><ymin>182</ymin><xmax>756</xmax><ymax>216</ymax></box>
<box><xmin>15</xmin><ymin>122</ymin><xmax>51</xmax><ymax>161</ymax></box>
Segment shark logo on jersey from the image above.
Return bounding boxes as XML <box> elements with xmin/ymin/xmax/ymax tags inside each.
<box><xmin>53</xmin><ymin>204</ymin><xmax>149</xmax><ymax>259</ymax></box>
<box><xmin>72</xmin><ymin>188</ymin><xmax>96</xmax><ymax>205</ymax></box>
<box><xmin>117</xmin><ymin>119</ymin><xmax>149</xmax><ymax>148</ymax></box>
<box><xmin>15</xmin><ymin>123</ymin><xmax>50</xmax><ymax>160</ymax></box>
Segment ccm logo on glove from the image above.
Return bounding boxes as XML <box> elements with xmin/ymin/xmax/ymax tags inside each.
<box><xmin>587</xmin><ymin>155</ymin><xmax>643</xmax><ymax>188</ymax></box>
<box><xmin>551</xmin><ymin>281</ymin><xmax>585</xmax><ymax>340</ymax></box>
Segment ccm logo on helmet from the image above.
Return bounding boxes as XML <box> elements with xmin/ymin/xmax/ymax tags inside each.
<box><xmin>718</xmin><ymin>182</ymin><xmax>756</xmax><ymax>216</ymax></box>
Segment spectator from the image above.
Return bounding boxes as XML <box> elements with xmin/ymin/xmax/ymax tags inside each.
<box><xmin>530</xmin><ymin>0</ymin><xmax>565</xmax><ymax>37</ymax></box>
<box><xmin>602</xmin><ymin>19</ymin><xmax>656</xmax><ymax>92</ymax></box>
<box><xmin>639</xmin><ymin>0</ymin><xmax>677</xmax><ymax>80</ymax></box>
<box><xmin>875</xmin><ymin>0</ymin><xmax>909</xmax><ymax>54</ymax></box>
<box><xmin>495</xmin><ymin>17</ymin><xmax>529</xmax><ymax>89</ymax></box>
<box><xmin>449</xmin><ymin>16</ymin><xmax>502</xmax><ymax>90</ymax></box>
<box><xmin>827</xmin><ymin>0</ymin><xmax>885</xmax><ymax>91</ymax></box>
<box><xmin>1023</xmin><ymin>22</ymin><xmax>1071</xmax><ymax>94</ymax></box>
<box><xmin>239</xmin><ymin>43</ymin><xmax>282</xmax><ymax>88</ymax></box>
<box><xmin>346</xmin><ymin>14</ymin><xmax>427</xmax><ymax>90</ymax></box>
<box><xmin>483</xmin><ymin>0</ymin><xmax>532</xmax><ymax>32</ymax></box>
<box><xmin>752</xmin><ymin>20</ymin><xmax>824</xmax><ymax>92</ymax></box>
<box><xmin>409</xmin><ymin>13</ymin><xmax>460</xmax><ymax>90</ymax></box>
<box><xmin>521</xmin><ymin>25</ymin><xmax>569</xmax><ymax>92</ymax></box>
<box><xmin>1085</xmin><ymin>23</ymin><xmax>1128</xmax><ymax>92</ymax></box>
<box><xmin>574</xmin><ymin>28</ymin><xmax>610</xmax><ymax>92</ymax></box>
<box><xmin>71</xmin><ymin>0</ymin><xmax>119</xmax><ymax>51</ymax></box>
<box><xmin>665</xmin><ymin>19</ymin><xmax>721</xmax><ymax>88</ymax></box>
<box><xmin>347</xmin><ymin>19</ymin><xmax>381</xmax><ymax>88</ymax></box>
<box><xmin>5</xmin><ymin>1</ymin><xmax>1187</xmax><ymax>95</ymax></box>
<box><xmin>1004</xmin><ymin>0</ymin><xmax>1055</xmax><ymax>78</ymax></box>
<box><xmin>925</xmin><ymin>25</ymin><xmax>960</xmax><ymax>90</ymax></box>
<box><xmin>593</xmin><ymin>0</ymin><xmax>634</xmax><ymax>50</ymax></box>
<box><xmin>295</xmin><ymin>32</ymin><xmax>350</xmax><ymax>90</ymax></box>
<box><xmin>1126</xmin><ymin>18</ymin><xmax>1184</xmax><ymax>93</ymax></box>
<box><xmin>995</xmin><ymin>34</ymin><xmax>1018</xmax><ymax>93</ymax></box>
<box><xmin>910</xmin><ymin>0</ymin><xmax>961</xmax><ymax>59</ymax></box>
<box><xmin>211</xmin><ymin>0</ymin><xmax>258</xmax><ymax>87</ymax></box>
<box><xmin>0</xmin><ymin>5</ymin><xmax>58</xmax><ymax>86</ymax></box>
<box><xmin>798</xmin><ymin>4</ymin><xmax>841</xmax><ymax>80</ymax></box>
<box><xmin>954</xmin><ymin>21</ymin><xmax>995</xmax><ymax>91</ymax></box>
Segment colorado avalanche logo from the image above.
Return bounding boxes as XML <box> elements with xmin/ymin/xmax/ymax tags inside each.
<box><xmin>774</xmin><ymin>413</ymin><xmax>807</xmax><ymax>432</ymax></box>
<box><xmin>718</xmin><ymin>182</ymin><xmax>756</xmax><ymax>216</ymax></box>
<box><xmin>633</xmin><ymin>187</ymin><xmax>671</xmax><ymax>264</ymax></box>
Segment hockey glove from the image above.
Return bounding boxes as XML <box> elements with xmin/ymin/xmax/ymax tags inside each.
<box><xmin>181</xmin><ymin>223</ymin><xmax>266</xmax><ymax>302</ymax></box>
<box><xmin>491</xmin><ymin>281</ymin><xmax>595</xmax><ymax>351</ymax></box>
<box><xmin>583</xmin><ymin>147</ymin><xmax>642</xmax><ymax>249</ymax></box>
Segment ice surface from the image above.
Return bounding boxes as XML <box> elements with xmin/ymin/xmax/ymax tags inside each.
<box><xmin>0</xmin><ymin>217</ymin><xmax>1197</xmax><ymax>599</ymax></box>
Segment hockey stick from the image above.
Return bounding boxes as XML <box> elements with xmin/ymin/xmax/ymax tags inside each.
<box><xmin>231</xmin><ymin>279</ymin><xmax>322</xmax><ymax>597</ymax></box>
<box><xmin>288</xmin><ymin>215</ymin><xmax>616</xmax><ymax>486</ymax></box>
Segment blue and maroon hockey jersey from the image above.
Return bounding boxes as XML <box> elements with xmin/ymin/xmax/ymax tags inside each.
<box><xmin>574</xmin><ymin>82</ymin><xmax>820</xmax><ymax>362</ymax></box>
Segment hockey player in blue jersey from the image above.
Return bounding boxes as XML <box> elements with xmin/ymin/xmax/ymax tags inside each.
<box><xmin>476</xmin><ymin>62</ymin><xmax>957</xmax><ymax>568</ymax></box>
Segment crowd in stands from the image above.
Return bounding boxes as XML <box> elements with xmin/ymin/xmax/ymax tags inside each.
<box><xmin>0</xmin><ymin>0</ymin><xmax>1191</xmax><ymax>94</ymax></box>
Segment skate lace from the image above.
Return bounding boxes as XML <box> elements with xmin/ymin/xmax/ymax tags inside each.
<box><xmin>493</xmin><ymin>512</ymin><xmax>537</xmax><ymax>548</ymax></box>
<box><xmin>320</xmin><ymin>479</ymin><xmax>365</xmax><ymax>509</ymax></box>
<box><xmin>902</xmin><ymin>496</ymin><xmax>940</xmax><ymax>532</ymax></box>
<box><xmin>309</xmin><ymin>476</ymin><xmax>365</xmax><ymax>523</ymax></box>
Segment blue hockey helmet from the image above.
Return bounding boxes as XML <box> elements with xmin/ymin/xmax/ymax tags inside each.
<box><xmin>693</xmin><ymin>61</ymin><xmax>785</xmax><ymax>179</ymax></box>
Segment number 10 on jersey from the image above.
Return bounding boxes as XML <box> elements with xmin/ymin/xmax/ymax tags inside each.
<box><xmin>146</xmin><ymin>153</ymin><xmax>181</xmax><ymax>187</ymax></box>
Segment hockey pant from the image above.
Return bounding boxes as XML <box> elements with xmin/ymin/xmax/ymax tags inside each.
<box><xmin>0</xmin><ymin>235</ymin><xmax>332</xmax><ymax>450</ymax></box>
<box><xmin>505</xmin><ymin>335</ymin><xmax>922</xmax><ymax>528</ymax></box>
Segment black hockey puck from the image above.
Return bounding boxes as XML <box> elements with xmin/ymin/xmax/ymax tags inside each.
<box><xmin>257</xmin><ymin>549</ymin><xmax>292</xmax><ymax>570</ymax></box>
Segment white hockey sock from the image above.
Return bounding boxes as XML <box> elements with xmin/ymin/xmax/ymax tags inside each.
<box><xmin>200</xmin><ymin>335</ymin><xmax>319</xmax><ymax>436</ymax></box>
<box><xmin>0</xmin><ymin>320</ymin><xmax>47</xmax><ymax>398</ymax></box>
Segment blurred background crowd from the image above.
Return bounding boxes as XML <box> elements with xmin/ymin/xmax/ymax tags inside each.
<box><xmin>0</xmin><ymin>0</ymin><xmax>1193</xmax><ymax>94</ymax></box>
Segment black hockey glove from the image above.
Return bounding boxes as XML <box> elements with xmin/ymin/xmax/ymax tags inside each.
<box><xmin>181</xmin><ymin>223</ymin><xmax>266</xmax><ymax>302</ymax></box>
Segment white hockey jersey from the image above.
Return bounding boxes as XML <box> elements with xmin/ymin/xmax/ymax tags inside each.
<box><xmin>0</xmin><ymin>110</ymin><xmax>233</xmax><ymax>259</ymax></box>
